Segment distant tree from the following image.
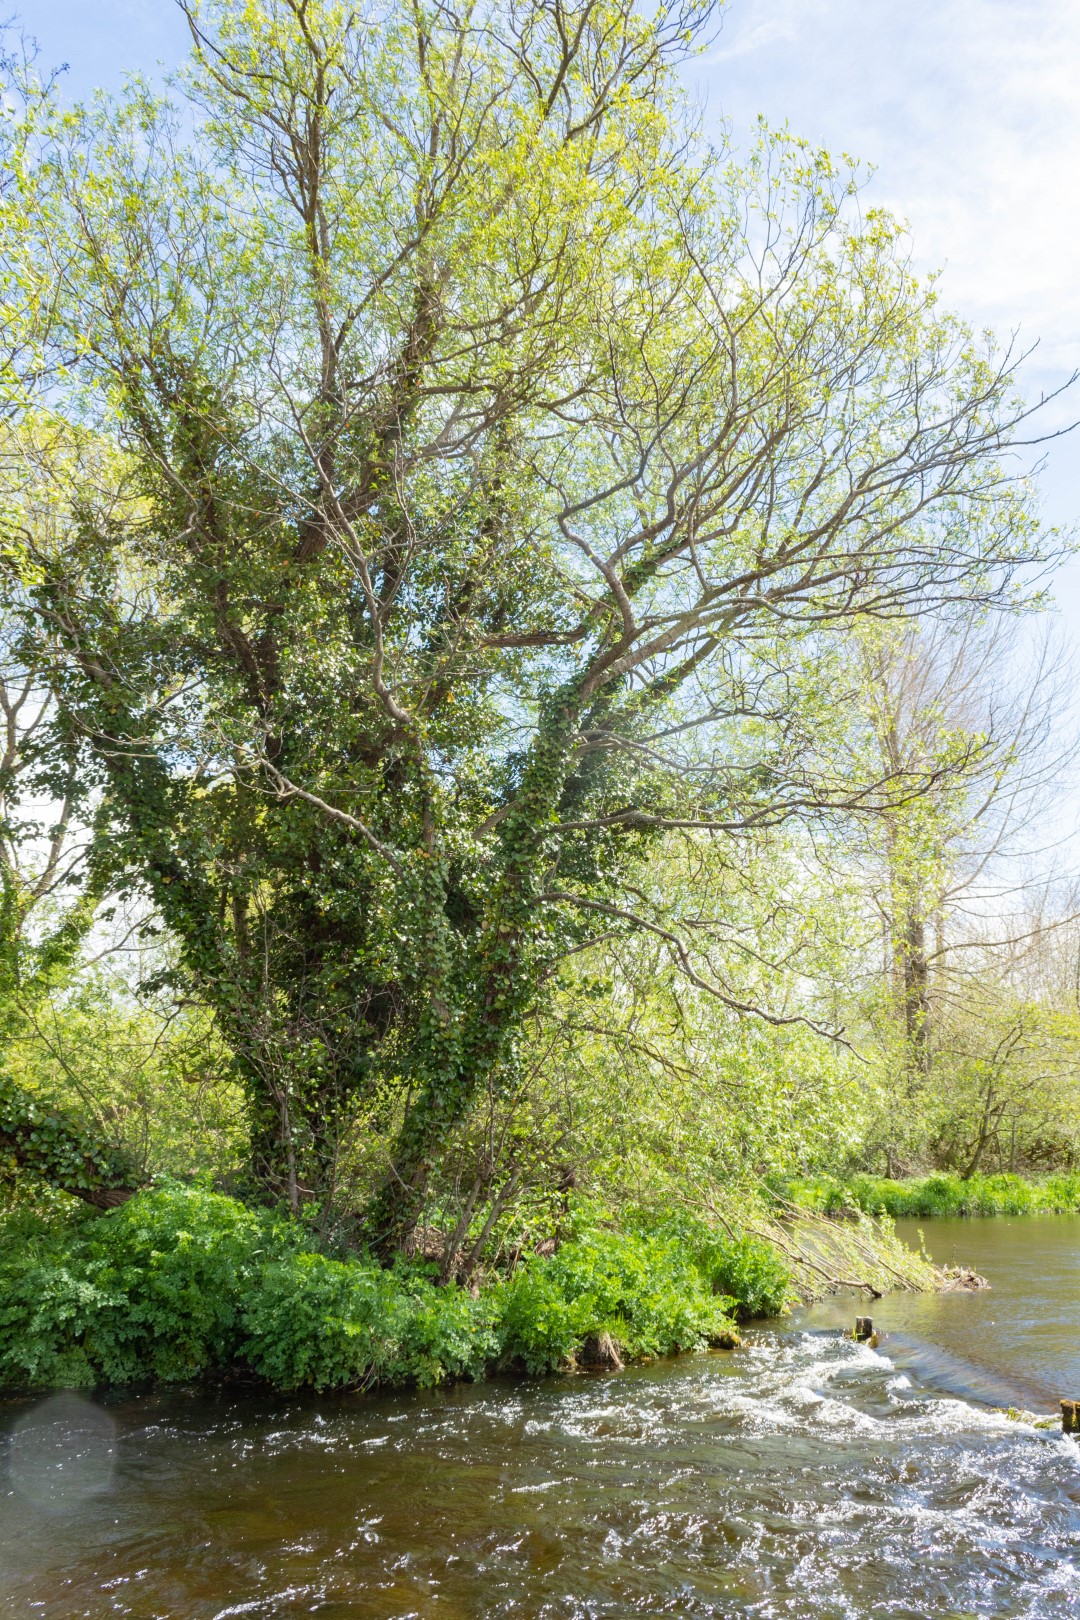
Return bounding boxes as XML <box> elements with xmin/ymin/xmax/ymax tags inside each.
<box><xmin>848</xmin><ymin>614</ymin><xmax>1078</xmax><ymax>1172</ymax></box>
<box><xmin>0</xmin><ymin>591</ymin><xmax>140</xmax><ymax>1203</ymax></box>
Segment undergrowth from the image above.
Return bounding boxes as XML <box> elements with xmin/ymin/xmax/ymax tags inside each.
<box><xmin>0</xmin><ymin>1185</ymin><xmax>791</xmax><ymax>1393</ymax></box>
<box><xmin>778</xmin><ymin>1170</ymin><xmax>1080</xmax><ymax>1220</ymax></box>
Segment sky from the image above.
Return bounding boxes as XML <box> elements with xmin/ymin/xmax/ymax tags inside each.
<box><xmin>20</xmin><ymin>0</ymin><xmax>1080</xmax><ymax>611</ymax></box>
<box><xmin>689</xmin><ymin>0</ymin><xmax>1080</xmax><ymax>575</ymax></box>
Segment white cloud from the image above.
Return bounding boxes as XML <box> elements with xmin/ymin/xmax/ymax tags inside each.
<box><xmin>688</xmin><ymin>0</ymin><xmax>1080</xmax><ymax>537</ymax></box>
<box><xmin>704</xmin><ymin>1</ymin><xmax>802</xmax><ymax>62</ymax></box>
<box><xmin>698</xmin><ymin>1</ymin><xmax>1080</xmax><ymax>337</ymax></box>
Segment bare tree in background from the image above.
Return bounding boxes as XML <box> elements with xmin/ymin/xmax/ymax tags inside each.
<box><xmin>851</xmin><ymin>613</ymin><xmax>1080</xmax><ymax>1171</ymax></box>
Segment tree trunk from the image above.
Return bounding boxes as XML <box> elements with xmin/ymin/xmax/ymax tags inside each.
<box><xmin>902</xmin><ymin>907</ymin><xmax>931</xmax><ymax>1073</ymax></box>
<box><xmin>961</xmin><ymin>1088</ymin><xmax>1001</xmax><ymax>1180</ymax></box>
<box><xmin>367</xmin><ymin>686</ymin><xmax>584</xmax><ymax>1255</ymax></box>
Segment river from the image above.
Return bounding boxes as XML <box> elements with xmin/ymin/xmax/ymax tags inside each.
<box><xmin>1</xmin><ymin>1216</ymin><xmax>1078</xmax><ymax>1617</ymax></box>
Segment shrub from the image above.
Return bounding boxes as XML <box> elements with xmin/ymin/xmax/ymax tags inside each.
<box><xmin>496</xmin><ymin>1209</ymin><xmax>780</xmax><ymax>1373</ymax></box>
<box><xmin>0</xmin><ymin>1186</ymin><xmax>500</xmax><ymax>1392</ymax></box>
<box><xmin>690</xmin><ymin>1229</ymin><xmax>792</xmax><ymax>1319</ymax></box>
<box><xmin>0</xmin><ymin>1187</ymin><xmax>762</xmax><ymax>1392</ymax></box>
<box><xmin>779</xmin><ymin>1171</ymin><xmax>1080</xmax><ymax>1220</ymax></box>
<box><xmin>241</xmin><ymin>1253</ymin><xmax>500</xmax><ymax>1389</ymax></box>
<box><xmin>0</xmin><ymin>1186</ymin><xmax>261</xmax><ymax>1387</ymax></box>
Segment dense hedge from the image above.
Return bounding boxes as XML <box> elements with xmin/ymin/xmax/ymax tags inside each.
<box><xmin>0</xmin><ymin>1187</ymin><xmax>789</xmax><ymax>1392</ymax></box>
<box><xmin>0</xmin><ymin>1073</ymin><xmax>138</xmax><ymax>1207</ymax></box>
<box><xmin>780</xmin><ymin>1171</ymin><xmax>1080</xmax><ymax>1220</ymax></box>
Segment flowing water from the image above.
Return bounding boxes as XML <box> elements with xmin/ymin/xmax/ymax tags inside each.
<box><xmin>1</xmin><ymin>1217</ymin><xmax>1078</xmax><ymax>1618</ymax></box>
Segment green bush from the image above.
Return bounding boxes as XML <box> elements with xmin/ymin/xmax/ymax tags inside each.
<box><xmin>0</xmin><ymin>1188</ymin><xmax>250</xmax><ymax>1388</ymax></box>
<box><xmin>0</xmin><ymin>1186</ymin><xmax>498</xmax><ymax>1392</ymax></box>
<box><xmin>0</xmin><ymin>1186</ymin><xmax>762</xmax><ymax>1392</ymax></box>
<box><xmin>617</xmin><ymin>1207</ymin><xmax>792</xmax><ymax>1319</ymax></box>
<box><xmin>496</xmin><ymin>1217</ymin><xmax>743</xmax><ymax>1373</ymax></box>
<box><xmin>689</xmin><ymin>1229</ymin><xmax>792</xmax><ymax>1319</ymax></box>
<box><xmin>779</xmin><ymin>1171</ymin><xmax>1080</xmax><ymax>1220</ymax></box>
<box><xmin>241</xmin><ymin>1251</ymin><xmax>500</xmax><ymax>1390</ymax></box>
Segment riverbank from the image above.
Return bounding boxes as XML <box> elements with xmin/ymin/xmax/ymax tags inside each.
<box><xmin>779</xmin><ymin>1170</ymin><xmax>1080</xmax><ymax>1219</ymax></box>
<box><xmin>6</xmin><ymin>1216</ymin><xmax>1079</xmax><ymax>1617</ymax></box>
<box><xmin>0</xmin><ymin>1184</ymin><xmax>932</xmax><ymax>1395</ymax></box>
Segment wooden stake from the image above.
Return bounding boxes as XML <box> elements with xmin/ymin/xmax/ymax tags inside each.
<box><xmin>1062</xmin><ymin>1400</ymin><xmax>1079</xmax><ymax>1435</ymax></box>
<box><xmin>853</xmin><ymin>1316</ymin><xmax>874</xmax><ymax>1342</ymax></box>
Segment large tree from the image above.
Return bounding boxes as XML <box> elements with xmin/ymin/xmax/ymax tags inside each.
<box><xmin>0</xmin><ymin>0</ymin><xmax>1063</xmax><ymax>1246</ymax></box>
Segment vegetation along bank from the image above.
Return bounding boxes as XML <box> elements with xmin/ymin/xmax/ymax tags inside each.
<box><xmin>2</xmin><ymin>0</ymin><xmax>1079</xmax><ymax>1402</ymax></box>
<box><xmin>783</xmin><ymin>1173</ymin><xmax>1080</xmax><ymax>1220</ymax></box>
<box><xmin>0</xmin><ymin>1184</ymin><xmax>944</xmax><ymax>1394</ymax></box>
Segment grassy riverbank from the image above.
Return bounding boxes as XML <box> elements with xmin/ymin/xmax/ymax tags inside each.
<box><xmin>0</xmin><ymin>1183</ymin><xmax>935</xmax><ymax>1394</ymax></box>
<box><xmin>0</xmin><ymin>1186</ymin><xmax>775</xmax><ymax>1392</ymax></box>
<box><xmin>780</xmin><ymin>1171</ymin><xmax>1080</xmax><ymax>1220</ymax></box>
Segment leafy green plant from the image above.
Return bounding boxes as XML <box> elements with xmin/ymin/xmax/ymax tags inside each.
<box><xmin>0</xmin><ymin>1072</ymin><xmax>138</xmax><ymax>1207</ymax></box>
<box><xmin>780</xmin><ymin>1171</ymin><xmax>1080</xmax><ymax>1220</ymax></box>
<box><xmin>496</xmin><ymin>1211</ymin><xmax>750</xmax><ymax>1373</ymax></box>
<box><xmin>0</xmin><ymin>1187</ymin><xmax>756</xmax><ymax>1392</ymax></box>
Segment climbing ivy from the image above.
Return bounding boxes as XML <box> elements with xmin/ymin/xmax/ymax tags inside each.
<box><xmin>0</xmin><ymin>0</ymin><xmax>1054</xmax><ymax>1244</ymax></box>
<box><xmin>0</xmin><ymin>1072</ymin><xmax>137</xmax><ymax>1206</ymax></box>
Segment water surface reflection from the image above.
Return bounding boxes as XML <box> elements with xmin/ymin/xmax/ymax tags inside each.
<box><xmin>1</xmin><ymin>1217</ymin><xmax>1078</xmax><ymax>1617</ymax></box>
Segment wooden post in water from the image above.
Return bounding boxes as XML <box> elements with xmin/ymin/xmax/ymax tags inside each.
<box><xmin>853</xmin><ymin>1317</ymin><xmax>874</xmax><ymax>1342</ymax></box>
<box><xmin>1063</xmin><ymin>1400</ymin><xmax>1079</xmax><ymax>1435</ymax></box>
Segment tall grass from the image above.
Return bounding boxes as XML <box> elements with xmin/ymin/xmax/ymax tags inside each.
<box><xmin>780</xmin><ymin>1171</ymin><xmax>1080</xmax><ymax>1220</ymax></box>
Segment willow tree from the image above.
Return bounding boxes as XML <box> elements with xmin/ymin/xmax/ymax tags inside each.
<box><xmin>0</xmin><ymin>0</ymin><xmax>1061</xmax><ymax>1245</ymax></box>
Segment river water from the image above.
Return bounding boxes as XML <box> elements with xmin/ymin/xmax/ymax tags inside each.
<box><xmin>1</xmin><ymin>1217</ymin><xmax>1078</xmax><ymax>1618</ymax></box>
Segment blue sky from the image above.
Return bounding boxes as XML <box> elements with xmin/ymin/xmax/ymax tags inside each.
<box><xmin>23</xmin><ymin>0</ymin><xmax>1080</xmax><ymax>610</ymax></box>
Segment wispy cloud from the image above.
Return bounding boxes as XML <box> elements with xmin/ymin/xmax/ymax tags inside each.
<box><xmin>704</xmin><ymin>0</ymin><xmax>802</xmax><ymax>63</ymax></box>
<box><xmin>694</xmin><ymin>1</ymin><xmax>1080</xmax><ymax>364</ymax></box>
<box><xmin>688</xmin><ymin>0</ymin><xmax>1080</xmax><ymax>537</ymax></box>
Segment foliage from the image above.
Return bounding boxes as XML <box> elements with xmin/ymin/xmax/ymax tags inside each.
<box><xmin>542</xmin><ymin>902</ymin><xmax>870</xmax><ymax>1195</ymax></box>
<box><xmin>240</xmin><ymin>1248</ymin><xmax>502</xmax><ymax>1391</ymax></box>
<box><xmin>0</xmin><ymin>0</ymin><xmax>1057</xmax><ymax>1242</ymax></box>
<box><xmin>0</xmin><ymin>1069</ymin><xmax>136</xmax><ymax>1206</ymax></box>
<box><xmin>838</xmin><ymin>617</ymin><xmax>1080</xmax><ymax>1183</ymax></box>
<box><xmin>851</xmin><ymin>973</ymin><xmax>1080</xmax><ymax>1183</ymax></box>
<box><xmin>0</xmin><ymin>0</ymin><xmax>1075</xmax><ymax>1323</ymax></box>
<box><xmin>496</xmin><ymin>1204</ymin><xmax>782</xmax><ymax>1373</ymax></box>
<box><xmin>780</xmin><ymin>1170</ymin><xmax>1080</xmax><ymax>1219</ymax></box>
<box><xmin>3</xmin><ymin>969</ymin><xmax>245</xmax><ymax>1185</ymax></box>
<box><xmin>0</xmin><ymin>1185</ymin><xmax>761</xmax><ymax>1392</ymax></box>
<box><xmin>922</xmin><ymin>999</ymin><xmax>1080</xmax><ymax>1177</ymax></box>
<box><xmin>334</xmin><ymin>836</ymin><xmax>880</xmax><ymax>1278</ymax></box>
<box><xmin>0</xmin><ymin>1185</ymin><xmax>491</xmax><ymax>1390</ymax></box>
<box><xmin>676</xmin><ymin>1223</ymin><xmax>793</xmax><ymax>1320</ymax></box>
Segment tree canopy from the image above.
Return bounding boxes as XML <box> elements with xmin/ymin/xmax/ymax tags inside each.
<box><xmin>0</xmin><ymin>0</ymin><xmax>1065</xmax><ymax>1247</ymax></box>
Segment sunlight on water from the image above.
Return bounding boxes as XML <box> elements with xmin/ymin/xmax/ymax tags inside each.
<box><xmin>2</xmin><ymin>1219</ymin><xmax>1079</xmax><ymax>1617</ymax></box>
